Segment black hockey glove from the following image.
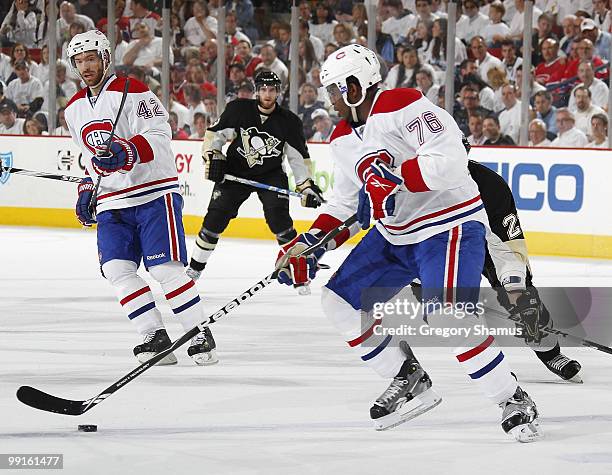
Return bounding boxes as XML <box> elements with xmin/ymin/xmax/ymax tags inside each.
<box><xmin>509</xmin><ymin>289</ymin><xmax>546</xmax><ymax>344</ymax></box>
<box><xmin>296</xmin><ymin>179</ymin><xmax>325</xmax><ymax>208</ymax></box>
<box><xmin>204</xmin><ymin>150</ymin><xmax>226</xmax><ymax>183</ymax></box>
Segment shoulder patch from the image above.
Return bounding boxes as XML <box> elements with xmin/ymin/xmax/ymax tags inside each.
<box><xmin>107</xmin><ymin>76</ymin><xmax>149</xmax><ymax>94</ymax></box>
<box><xmin>371</xmin><ymin>88</ymin><xmax>423</xmax><ymax>115</ymax></box>
<box><xmin>329</xmin><ymin>119</ymin><xmax>352</xmax><ymax>142</ymax></box>
<box><xmin>65</xmin><ymin>88</ymin><xmax>87</xmax><ymax>109</ymax></box>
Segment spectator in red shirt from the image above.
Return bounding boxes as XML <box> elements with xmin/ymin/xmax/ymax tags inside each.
<box><xmin>564</xmin><ymin>38</ymin><xmax>607</xmax><ymax>82</ymax></box>
<box><xmin>233</xmin><ymin>39</ymin><xmax>262</xmax><ymax>77</ymax></box>
<box><xmin>169</xmin><ymin>111</ymin><xmax>190</xmax><ymax>139</ymax></box>
<box><xmin>535</xmin><ymin>39</ymin><xmax>566</xmax><ymax>86</ymax></box>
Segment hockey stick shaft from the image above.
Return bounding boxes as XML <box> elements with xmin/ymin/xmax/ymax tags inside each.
<box><xmin>89</xmin><ymin>79</ymin><xmax>131</xmax><ymax>217</ymax></box>
<box><xmin>485</xmin><ymin>305</ymin><xmax>612</xmax><ymax>355</ymax></box>
<box><xmin>224</xmin><ymin>174</ymin><xmax>305</xmax><ymax>198</ymax></box>
<box><xmin>16</xmin><ymin>214</ymin><xmax>358</xmax><ymax>415</ymax></box>
<box><xmin>1</xmin><ymin>167</ymin><xmax>83</xmax><ymax>183</ymax></box>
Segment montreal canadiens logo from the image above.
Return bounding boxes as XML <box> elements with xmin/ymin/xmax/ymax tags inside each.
<box><xmin>80</xmin><ymin>120</ymin><xmax>113</xmax><ymax>154</ymax></box>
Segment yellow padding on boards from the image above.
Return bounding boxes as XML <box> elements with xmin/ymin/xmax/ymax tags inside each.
<box><xmin>2</xmin><ymin>207</ymin><xmax>612</xmax><ymax>260</ymax></box>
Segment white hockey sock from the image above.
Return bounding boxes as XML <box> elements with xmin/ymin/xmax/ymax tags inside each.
<box><xmin>102</xmin><ymin>259</ymin><xmax>164</xmax><ymax>336</ymax></box>
<box><xmin>190</xmin><ymin>228</ymin><xmax>219</xmax><ymax>268</ymax></box>
<box><xmin>149</xmin><ymin>261</ymin><xmax>205</xmax><ymax>331</ymax></box>
<box><xmin>321</xmin><ymin>287</ymin><xmax>405</xmax><ymax>378</ymax></box>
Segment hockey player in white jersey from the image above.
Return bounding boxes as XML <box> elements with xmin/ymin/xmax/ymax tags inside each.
<box><xmin>65</xmin><ymin>30</ymin><xmax>217</xmax><ymax>366</ymax></box>
<box><xmin>275</xmin><ymin>44</ymin><xmax>541</xmax><ymax>442</ymax></box>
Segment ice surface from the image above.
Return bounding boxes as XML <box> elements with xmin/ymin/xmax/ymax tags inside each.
<box><xmin>1</xmin><ymin>227</ymin><xmax>612</xmax><ymax>475</ymax></box>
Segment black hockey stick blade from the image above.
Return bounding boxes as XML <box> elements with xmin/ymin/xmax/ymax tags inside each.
<box><xmin>16</xmin><ymin>386</ymin><xmax>88</xmax><ymax>416</ymax></box>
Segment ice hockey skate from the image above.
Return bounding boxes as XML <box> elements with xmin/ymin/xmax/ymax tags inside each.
<box><xmin>500</xmin><ymin>385</ymin><xmax>542</xmax><ymax>442</ymax></box>
<box><xmin>133</xmin><ymin>329</ymin><xmax>177</xmax><ymax>365</ymax></box>
<box><xmin>370</xmin><ymin>342</ymin><xmax>442</xmax><ymax>431</ymax></box>
<box><xmin>185</xmin><ymin>265</ymin><xmax>204</xmax><ymax>281</ymax></box>
<box><xmin>187</xmin><ymin>327</ymin><xmax>219</xmax><ymax>365</ymax></box>
<box><xmin>540</xmin><ymin>353</ymin><xmax>582</xmax><ymax>383</ymax></box>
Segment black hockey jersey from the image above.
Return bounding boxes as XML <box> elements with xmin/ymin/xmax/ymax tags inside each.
<box><xmin>208</xmin><ymin>99</ymin><xmax>310</xmax><ymax>179</ymax></box>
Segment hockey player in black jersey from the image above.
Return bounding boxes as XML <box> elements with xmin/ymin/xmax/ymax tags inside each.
<box><xmin>468</xmin><ymin>159</ymin><xmax>582</xmax><ymax>382</ymax></box>
<box><xmin>186</xmin><ymin>70</ymin><xmax>324</xmax><ymax>280</ymax></box>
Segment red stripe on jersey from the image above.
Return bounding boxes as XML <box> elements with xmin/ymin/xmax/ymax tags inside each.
<box><xmin>371</xmin><ymin>89</ymin><xmax>423</xmax><ymax>116</ymax></box>
<box><xmin>65</xmin><ymin>88</ymin><xmax>87</xmax><ymax>109</ymax></box>
<box><xmin>165</xmin><ymin>280</ymin><xmax>195</xmax><ymax>300</ymax></box>
<box><xmin>456</xmin><ymin>336</ymin><xmax>495</xmax><ymax>362</ymax></box>
<box><xmin>384</xmin><ymin>195</ymin><xmax>481</xmax><ymax>231</ymax></box>
<box><xmin>120</xmin><ymin>286</ymin><xmax>151</xmax><ymax>306</ymax></box>
<box><xmin>329</xmin><ymin>119</ymin><xmax>353</xmax><ymax>142</ymax></box>
<box><xmin>106</xmin><ymin>76</ymin><xmax>149</xmax><ymax>93</ymax></box>
<box><xmin>165</xmin><ymin>194</ymin><xmax>179</xmax><ymax>260</ymax></box>
<box><xmin>401</xmin><ymin>157</ymin><xmax>430</xmax><ymax>192</ymax></box>
<box><xmin>97</xmin><ymin>177</ymin><xmax>178</xmax><ymax>200</ymax></box>
<box><xmin>347</xmin><ymin>319</ymin><xmax>382</xmax><ymax>347</ymax></box>
<box><xmin>131</xmin><ymin>134</ymin><xmax>154</xmax><ymax>163</ymax></box>
<box><xmin>445</xmin><ymin>226</ymin><xmax>460</xmax><ymax>303</ymax></box>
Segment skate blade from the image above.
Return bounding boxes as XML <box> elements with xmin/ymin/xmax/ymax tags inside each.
<box><xmin>373</xmin><ymin>388</ymin><xmax>442</xmax><ymax>431</ymax></box>
<box><xmin>508</xmin><ymin>421</ymin><xmax>543</xmax><ymax>443</ymax></box>
<box><xmin>567</xmin><ymin>374</ymin><xmax>583</xmax><ymax>384</ymax></box>
<box><xmin>295</xmin><ymin>284</ymin><xmax>311</xmax><ymax>296</ymax></box>
<box><xmin>136</xmin><ymin>351</ymin><xmax>178</xmax><ymax>366</ymax></box>
<box><xmin>191</xmin><ymin>349</ymin><xmax>219</xmax><ymax>366</ymax></box>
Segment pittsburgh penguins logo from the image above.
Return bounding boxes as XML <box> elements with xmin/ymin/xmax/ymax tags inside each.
<box><xmin>237</xmin><ymin>127</ymin><xmax>282</xmax><ymax>168</ymax></box>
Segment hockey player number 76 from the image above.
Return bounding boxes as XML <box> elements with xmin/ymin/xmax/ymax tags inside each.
<box><xmin>406</xmin><ymin>111</ymin><xmax>445</xmax><ymax>146</ymax></box>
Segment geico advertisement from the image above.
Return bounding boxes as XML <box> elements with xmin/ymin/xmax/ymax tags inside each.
<box><xmin>1</xmin><ymin>137</ymin><xmax>610</xmax><ymax>235</ymax></box>
<box><xmin>469</xmin><ymin>146</ymin><xmax>612</xmax><ymax>235</ymax></box>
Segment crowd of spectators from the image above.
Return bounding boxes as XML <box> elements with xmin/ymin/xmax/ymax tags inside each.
<box><xmin>0</xmin><ymin>0</ymin><xmax>610</xmax><ymax>148</ymax></box>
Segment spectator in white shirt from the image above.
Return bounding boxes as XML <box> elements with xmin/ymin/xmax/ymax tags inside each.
<box><xmin>586</xmin><ymin>113</ymin><xmax>609</xmax><ymax>148</ymax></box>
<box><xmin>470</xmin><ymin>35</ymin><xmax>504</xmax><ymax>81</ymax></box>
<box><xmin>184</xmin><ymin>0</ymin><xmax>217</xmax><ymax>46</ymax></box>
<box><xmin>423</xmin><ymin>17</ymin><xmax>468</xmax><ymax>72</ymax></box>
<box><xmin>123</xmin><ymin>23</ymin><xmax>174</xmax><ymax>70</ymax></box>
<box><xmin>57</xmin><ymin>1</ymin><xmax>95</xmax><ymax>46</ymax></box>
<box><xmin>483</xmin><ymin>1</ymin><xmax>510</xmax><ymax>46</ymax></box>
<box><xmin>500</xmin><ymin>39</ymin><xmax>522</xmax><ymax>82</ymax></box>
<box><xmin>43</xmin><ymin>61</ymin><xmax>78</xmax><ymax>112</ymax></box>
<box><xmin>381</xmin><ymin>0</ymin><xmax>415</xmax><ymax>45</ymax></box>
<box><xmin>311</xmin><ymin>108</ymin><xmax>335</xmax><ymax>142</ymax></box>
<box><xmin>416</xmin><ymin>68</ymin><xmax>440</xmax><ymax>104</ymax></box>
<box><xmin>189</xmin><ymin>112</ymin><xmax>209</xmax><ymax>139</ymax></box>
<box><xmin>0</xmin><ymin>98</ymin><xmax>25</xmax><ymax>134</ymax></box>
<box><xmin>508</xmin><ymin>0</ymin><xmax>541</xmax><ymax>42</ymax></box>
<box><xmin>498</xmin><ymin>83</ymin><xmax>523</xmax><ymax>143</ymax></box>
<box><xmin>568</xmin><ymin>61</ymin><xmax>609</xmax><ymax>111</ymax></box>
<box><xmin>255</xmin><ymin>45</ymin><xmax>289</xmax><ymax>89</ymax></box>
<box><xmin>467</xmin><ymin>111</ymin><xmax>487</xmax><ymax>145</ymax></box>
<box><xmin>310</xmin><ymin>3</ymin><xmax>337</xmax><ymax>45</ymax></box>
<box><xmin>487</xmin><ymin>66</ymin><xmax>509</xmax><ymax>112</ymax></box>
<box><xmin>0</xmin><ymin>0</ymin><xmax>38</xmax><ymax>48</ymax></box>
<box><xmin>53</xmin><ymin>107</ymin><xmax>71</xmax><ymax>136</ymax></box>
<box><xmin>461</xmin><ymin>0</ymin><xmax>490</xmax><ymax>43</ymax></box>
<box><xmin>183</xmin><ymin>83</ymin><xmax>207</xmax><ymax>132</ymax></box>
<box><xmin>528</xmin><ymin>119</ymin><xmax>551</xmax><ymax>146</ymax></box>
<box><xmin>550</xmin><ymin>108</ymin><xmax>589</xmax><ymax>147</ymax></box>
<box><xmin>572</xmin><ymin>86</ymin><xmax>606</xmax><ymax>138</ymax></box>
<box><xmin>5</xmin><ymin>60</ymin><xmax>43</xmax><ymax>117</ymax></box>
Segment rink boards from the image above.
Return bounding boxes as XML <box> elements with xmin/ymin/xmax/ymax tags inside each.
<box><xmin>0</xmin><ymin>136</ymin><xmax>610</xmax><ymax>259</ymax></box>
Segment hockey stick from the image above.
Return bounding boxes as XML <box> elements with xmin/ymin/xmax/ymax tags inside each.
<box><xmin>16</xmin><ymin>214</ymin><xmax>358</xmax><ymax>415</ymax></box>
<box><xmin>484</xmin><ymin>304</ymin><xmax>612</xmax><ymax>355</ymax></box>
<box><xmin>224</xmin><ymin>174</ymin><xmax>326</xmax><ymax>204</ymax></box>
<box><xmin>0</xmin><ymin>166</ymin><xmax>83</xmax><ymax>183</ymax></box>
<box><xmin>89</xmin><ymin>78</ymin><xmax>131</xmax><ymax>219</ymax></box>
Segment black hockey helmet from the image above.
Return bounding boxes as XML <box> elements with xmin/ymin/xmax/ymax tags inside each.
<box><xmin>254</xmin><ymin>70</ymin><xmax>281</xmax><ymax>92</ymax></box>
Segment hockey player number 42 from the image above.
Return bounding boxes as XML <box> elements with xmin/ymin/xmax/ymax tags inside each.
<box><xmin>136</xmin><ymin>99</ymin><xmax>165</xmax><ymax>119</ymax></box>
<box><xmin>406</xmin><ymin>111</ymin><xmax>444</xmax><ymax>146</ymax></box>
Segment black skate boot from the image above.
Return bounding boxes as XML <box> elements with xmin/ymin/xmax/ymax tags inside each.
<box><xmin>370</xmin><ymin>341</ymin><xmax>442</xmax><ymax>431</ymax></box>
<box><xmin>133</xmin><ymin>329</ymin><xmax>177</xmax><ymax>365</ymax></box>
<box><xmin>187</xmin><ymin>327</ymin><xmax>218</xmax><ymax>365</ymax></box>
<box><xmin>535</xmin><ymin>345</ymin><xmax>582</xmax><ymax>383</ymax></box>
<box><xmin>500</xmin><ymin>385</ymin><xmax>542</xmax><ymax>442</ymax></box>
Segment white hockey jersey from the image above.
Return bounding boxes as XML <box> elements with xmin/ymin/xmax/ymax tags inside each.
<box><xmin>65</xmin><ymin>74</ymin><xmax>178</xmax><ymax>213</ymax></box>
<box><xmin>322</xmin><ymin>88</ymin><xmax>488</xmax><ymax>246</ymax></box>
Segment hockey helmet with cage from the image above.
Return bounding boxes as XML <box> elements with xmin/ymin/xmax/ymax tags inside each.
<box><xmin>67</xmin><ymin>30</ymin><xmax>112</xmax><ymax>87</ymax></box>
<box><xmin>320</xmin><ymin>44</ymin><xmax>381</xmax><ymax>110</ymax></box>
<box><xmin>254</xmin><ymin>70</ymin><xmax>282</xmax><ymax>93</ymax></box>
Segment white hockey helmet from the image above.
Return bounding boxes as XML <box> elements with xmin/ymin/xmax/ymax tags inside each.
<box><xmin>67</xmin><ymin>30</ymin><xmax>112</xmax><ymax>86</ymax></box>
<box><xmin>320</xmin><ymin>44</ymin><xmax>381</xmax><ymax>109</ymax></box>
